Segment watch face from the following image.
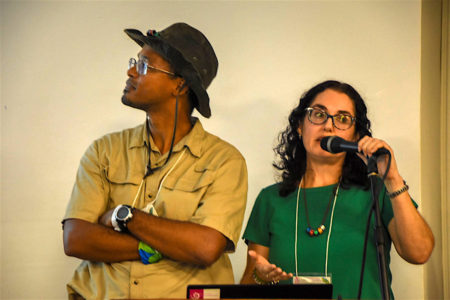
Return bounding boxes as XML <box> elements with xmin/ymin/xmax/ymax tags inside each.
<box><xmin>117</xmin><ymin>206</ymin><xmax>129</xmax><ymax>219</ymax></box>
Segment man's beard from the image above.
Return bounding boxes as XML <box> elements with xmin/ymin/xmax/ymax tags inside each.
<box><xmin>121</xmin><ymin>94</ymin><xmax>145</xmax><ymax>110</ymax></box>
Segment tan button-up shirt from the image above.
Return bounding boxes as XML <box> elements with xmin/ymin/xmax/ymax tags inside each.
<box><xmin>64</xmin><ymin>119</ymin><xmax>248</xmax><ymax>299</ymax></box>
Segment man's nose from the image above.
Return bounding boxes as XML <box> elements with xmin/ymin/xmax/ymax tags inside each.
<box><xmin>127</xmin><ymin>65</ymin><xmax>138</xmax><ymax>77</ymax></box>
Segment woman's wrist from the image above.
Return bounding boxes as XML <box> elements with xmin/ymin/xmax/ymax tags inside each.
<box><xmin>388</xmin><ymin>182</ymin><xmax>409</xmax><ymax>199</ymax></box>
<box><xmin>384</xmin><ymin>174</ymin><xmax>409</xmax><ymax>199</ymax></box>
<box><xmin>252</xmin><ymin>269</ymin><xmax>279</xmax><ymax>285</ymax></box>
<box><xmin>384</xmin><ymin>174</ymin><xmax>404</xmax><ymax>193</ymax></box>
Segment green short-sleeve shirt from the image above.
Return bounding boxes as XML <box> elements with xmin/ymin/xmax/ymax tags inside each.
<box><xmin>243</xmin><ymin>182</ymin><xmax>406</xmax><ymax>299</ymax></box>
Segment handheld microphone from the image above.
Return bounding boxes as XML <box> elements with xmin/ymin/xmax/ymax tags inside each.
<box><xmin>320</xmin><ymin>136</ymin><xmax>389</xmax><ymax>156</ymax></box>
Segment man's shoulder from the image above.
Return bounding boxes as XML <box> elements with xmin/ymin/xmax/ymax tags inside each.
<box><xmin>199</xmin><ymin>128</ymin><xmax>246</xmax><ymax>164</ymax></box>
<box><xmin>92</xmin><ymin>123</ymin><xmax>145</xmax><ymax>149</ymax></box>
<box><xmin>204</xmin><ymin>130</ymin><xmax>242</xmax><ymax>153</ymax></box>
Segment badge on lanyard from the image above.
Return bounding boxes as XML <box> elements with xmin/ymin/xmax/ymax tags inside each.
<box><xmin>292</xmin><ymin>273</ymin><xmax>332</xmax><ymax>284</ymax></box>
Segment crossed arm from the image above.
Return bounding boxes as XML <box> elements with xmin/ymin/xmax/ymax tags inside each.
<box><xmin>64</xmin><ymin>139</ymin><xmax>248</xmax><ymax>267</ymax></box>
<box><xmin>63</xmin><ymin>210</ymin><xmax>227</xmax><ymax>267</ymax></box>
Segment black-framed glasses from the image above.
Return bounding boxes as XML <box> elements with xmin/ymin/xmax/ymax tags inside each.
<box><xmin>128</xmin><ymin>57</ymin><xmax>176</xmax><ymax>76</ymax></box>
<box><xmin>305</xmin><ymin>107</ymin><xmax>356</xmax><ymax>130</ymax></box>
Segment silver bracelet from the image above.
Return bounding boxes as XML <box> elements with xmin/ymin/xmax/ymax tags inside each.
<box><xmin>252</xmin><ymin>269</ymin><xmax>279</xmax><ymax>285</ymax></box>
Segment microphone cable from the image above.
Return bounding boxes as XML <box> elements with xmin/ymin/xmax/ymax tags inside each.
<box><xmin>357</xmin><ymin>151</ymin><xmax>392</xmax><ymax>300</ymax></box>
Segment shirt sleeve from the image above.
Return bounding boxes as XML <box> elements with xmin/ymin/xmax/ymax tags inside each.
<box><xmin>190</xmin><ymin>157</ymin><xmax>248</xmax><ymax>252</ymax></box>
<box><xmin>242</xmin><ymin>188</ymin><xmax>272</xmax><ymax>247</ymax></box>
<box><xmin>63</xmin><ymin>140</ymin><xmax>109</xmax><ymax>223</ymax></box>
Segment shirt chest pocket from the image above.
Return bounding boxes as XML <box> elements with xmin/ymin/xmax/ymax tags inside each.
<box><xmin>155</xmin><ymin>166</ymin><xmax>214</xmax><ymax>221</ymax></box>
<box><xmin>104</xmin><ymin>165</ymin><xmax>142</xmax><ymax>209</ymax></box>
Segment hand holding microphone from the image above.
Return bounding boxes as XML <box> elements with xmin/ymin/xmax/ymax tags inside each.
<box><xmin>320</xmin><ymin>135</ymin><xmax>400</xmax><ymax>182</ymax></box>
<box><xmin>320</xmin><ymin>136</ymin><xmax>389</xmax><ymax>157</ymax></box>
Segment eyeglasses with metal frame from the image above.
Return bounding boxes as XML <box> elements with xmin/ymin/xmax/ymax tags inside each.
<box><xmin>128</xmin><ymin>57</ymin><xmax>176</xmax><ymax>76</ymax></box>
<box><xmin>305</xmin><ymin>107</ymin><xmax>356</xmax><ymax>130</ymax></box>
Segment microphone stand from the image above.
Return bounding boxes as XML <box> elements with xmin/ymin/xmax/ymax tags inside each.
<box><xmin>367</xmin><ymin>156</ymin><xmax>390</xmax><ymax>300</ymax></box>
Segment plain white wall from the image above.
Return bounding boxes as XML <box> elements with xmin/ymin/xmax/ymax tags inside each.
<box><xmin>1</xmin><ymin>1</ymin><xmax>426</xmax><ymax>299</ymax></box>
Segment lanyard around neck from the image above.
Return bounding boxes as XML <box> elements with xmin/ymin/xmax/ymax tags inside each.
<box><xmin>131</xmin><ymin>147</ymin><xmax>187</xmax><ymax>210</ymax></box>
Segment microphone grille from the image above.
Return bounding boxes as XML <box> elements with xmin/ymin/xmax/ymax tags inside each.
<box><xmin>320</xmin><ymin>136</ymin><xmax>343</xmax><ymax>154</ymax></box>
<box><xmin>320</xmin><ymin>136</ymin><xmax>334</xmax><ymax>153</ymax></box>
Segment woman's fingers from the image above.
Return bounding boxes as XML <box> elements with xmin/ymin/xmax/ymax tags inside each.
<box><xmin>358</xmin><ymin>136</ymin><xmax>391</xmax><ymax>157</ymax></box>
<box><xmin>249</xmin><ymin>249</ymin><xmax>293</xmax><ymax>282</ymax></box>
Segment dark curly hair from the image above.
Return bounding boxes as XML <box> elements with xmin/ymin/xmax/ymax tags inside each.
<box><xmin>273</xmin><ymin>80</ymin><xmax>372</xmax><ymax>197</ymax></box>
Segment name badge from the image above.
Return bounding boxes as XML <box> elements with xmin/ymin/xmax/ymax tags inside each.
<box><xmin>292</xmin><ymin>274</ymin><xmax>332</xmax><ymax>284</ymax></box>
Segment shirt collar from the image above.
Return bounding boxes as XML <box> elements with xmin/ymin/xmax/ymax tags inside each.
<box><xmin>178</xmin><ymin>118</ymin><xmax>204</xmax><ymax>158</ymax></box>
<box><xmin>128</xmin><ymin>122</ymin><xmax>147</xmax><ymax>149</ymax></box>
<box><xmin>129</xmin><ymin>117</ymin><xmax>205</xmax><ymax>158</ymax></box>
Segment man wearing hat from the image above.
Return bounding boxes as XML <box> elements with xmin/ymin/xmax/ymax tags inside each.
<box><xmin>63</xmin><ymin>23</ymin><xmax>248</xmax><ymax>299</ymax></box>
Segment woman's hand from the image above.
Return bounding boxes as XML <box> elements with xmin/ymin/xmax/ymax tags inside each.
<box><xmin>240</xmin><ymin>243</ymin><xmax>292</xmax><ymax>284</ymax></box>
<box><xmin>249</xmin><ymin>250</ymin><xmax>293</xmax><ymax>283</ymax></box>
<box><xmin>356</xmin><ymin>136</ymin><xmax>402</xmax><ymax>184</ymax></box>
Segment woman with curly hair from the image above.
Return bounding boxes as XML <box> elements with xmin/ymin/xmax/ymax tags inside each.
<box><xmin>240</xmin><ymin>80</ymin><xmax>434</xmax><ymax>299</ymax></box>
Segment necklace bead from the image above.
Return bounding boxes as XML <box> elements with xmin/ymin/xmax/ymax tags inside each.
<box><xmin>306</xmin><ymin>225</ymin><xmax>326</xmax><ymax>236</ymax></box>
<box><xmin>303</xmin><ymin>181</ymin><xmax>339</xmax><ymax>238</ymax></box>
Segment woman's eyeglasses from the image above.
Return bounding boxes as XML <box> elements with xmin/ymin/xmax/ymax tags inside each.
<box><xmin>305</xmin><ymin>107</ymin><xmax>355</xmax><ymax>130</ymax></box>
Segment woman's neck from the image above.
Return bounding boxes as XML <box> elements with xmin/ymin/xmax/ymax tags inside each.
<box><xmin>302</xmin><ymin>157</ymin><xmax>344</xmax><ymax>188</ymax></box>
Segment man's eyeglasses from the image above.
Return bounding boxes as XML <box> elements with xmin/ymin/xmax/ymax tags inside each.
<box><xmin>128</xmin><ymin>58</ymin><xmax>176</xmax><ymax>76</ymax></box>
<box><xmin>305</xmin><ymin>107</ymin><xmax>356</xmax><ymax>130</ymax></box>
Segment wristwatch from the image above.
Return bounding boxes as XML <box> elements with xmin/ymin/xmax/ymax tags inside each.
<box><xmin>111</xmin><ymin>205</ymin><xmax>134</xmax><ymax>232</ymax></box>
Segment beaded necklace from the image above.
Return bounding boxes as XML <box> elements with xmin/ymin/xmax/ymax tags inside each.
<box><xmin>294</xmin><ymin>178</ymin><xmax>340</xmax><ymax>279</ymax></box>
<box><xmin>301</xmin><ymin>178</ymin><xmax>340</xmax><ymax>237</ymax></box>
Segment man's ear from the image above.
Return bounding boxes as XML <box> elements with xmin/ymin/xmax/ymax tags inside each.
<box><xmin>174</xmin><ymin>79</ymin><xmax>188</xmax><ymax>96</ymax></box>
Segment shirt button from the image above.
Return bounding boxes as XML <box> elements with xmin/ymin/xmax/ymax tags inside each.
<box><xmin>133</xmin><ymin>280</ymin><xmax>139</xmax><ymax>285</ymax></box>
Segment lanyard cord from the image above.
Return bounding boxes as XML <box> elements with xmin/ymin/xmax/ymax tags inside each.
<box><xmin>152</xmin><ymin>148</ymin><xmax>187</xmax><ymax>202</ymax></box>
<box><xmin>325</xmin><ymin>184</ymin><xmax>339</xmax><ymax>277</ymax></box>
<box><xmin>294</xmin><ymin>178</ymin><xmax>303</xmax><ymax>277</ymax></box>
<box><xmin>132</xmin><ymin>147</ymin><xmax>187</xmax><ymax>210</ymax></box>
<box><xmin>295</xmin><ymin>178</ymin><xmax>340</xmax><ymax>278</ymax></box>
<box><xmin>133</xmin><ymin>95</ymin><xmax>187</xmax><ymax>210</ymax></box>
<box><xmin>144</xmin><ymin>96</ymin><xmax>179</xmax><ymax>178</ymax></box>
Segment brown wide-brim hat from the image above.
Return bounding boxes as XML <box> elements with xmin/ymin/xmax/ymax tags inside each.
<box><xmin>124</xmin><ymin>23</ymin><xmax>218</xmax><ymax>118</ymax></box>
